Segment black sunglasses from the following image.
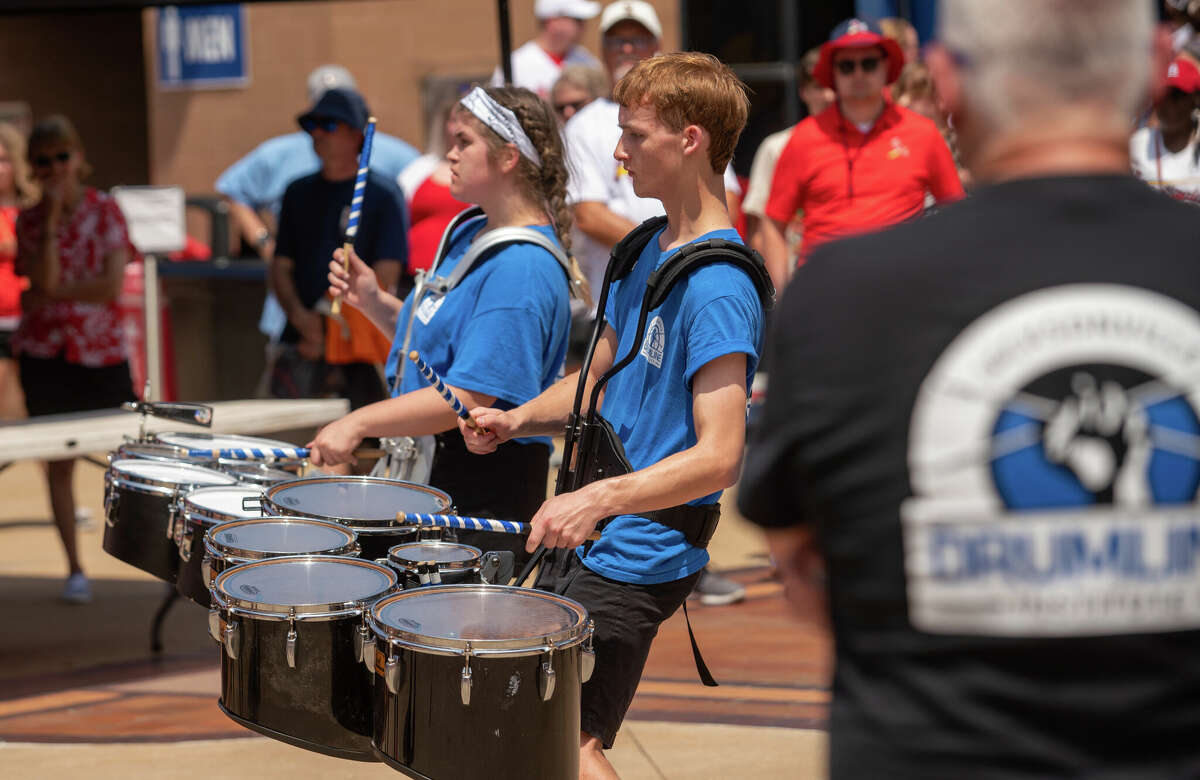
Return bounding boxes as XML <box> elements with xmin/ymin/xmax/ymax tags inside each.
<box><xmin>554</xmin><ymin>99</ymin><xmax>588</xmax><ymax>116</ymax></box>
<box><xmin>33</xmin><ymin>151</ymin><xmax>71</xmax><ymax>168</ymax></box>
<box><xmin>300</xmin><ymin>116</ymin><xmax>342</xmax><ymax>134</ymax></box>
<box><xmin>835</xmin><ymin>56</ymin><xmax>882</xmax><ymax>76</ymax></box>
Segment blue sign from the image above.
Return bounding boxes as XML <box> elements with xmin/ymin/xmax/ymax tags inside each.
<box><xmin>158</xmin><ymin>4</ymin><xmax>248</xmax><ymax>89</ymax></box>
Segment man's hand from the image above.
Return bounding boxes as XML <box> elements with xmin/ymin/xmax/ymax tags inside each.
<box><xmin>296</xmin><ymin>309</ymin><xmax>324</xmax><ymax>360</ymax></box>
<box><xmin>525</xmin><ymin>484</ymin><xmax>607</xmax><ymax>553</ymax></box>
<box><xmin>306</xmin><ymin>416</ymin><xmax>364</xmax><ymax>467</ymax></box>
<box><xmin>765</xmin><ymin>527</ymin><xmax>829</xmax><ymax>632</ymax></box>
<box><xmin>458</xmin><ymin>407</ymin><xmax>521</xmax><ymax>454</ymax></box>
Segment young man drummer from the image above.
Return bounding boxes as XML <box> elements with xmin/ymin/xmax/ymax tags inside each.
<box><xmin>461</xmin><ymin>52</ymin><xmax>764</xmax><ymax>779</ymax></box>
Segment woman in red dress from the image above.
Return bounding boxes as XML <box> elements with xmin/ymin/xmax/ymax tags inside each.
<box><xmin>15</xmin><ymin>116</ymin><xmax>136</xmax><ymax>603</ymax></box>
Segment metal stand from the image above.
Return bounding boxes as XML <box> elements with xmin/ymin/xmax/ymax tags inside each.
<box><xmin>150</xmin><ymin>582</ymin><xmax>178</xmax><ymax>654</ymax></box>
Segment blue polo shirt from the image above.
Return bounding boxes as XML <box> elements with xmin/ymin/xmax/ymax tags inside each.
<box><xmin>384</xmin><ymin>218</ymin><xmax>571</xmax><ymax>447</ymax></box>
<box><xmin>579</xmin><ymin>228</ymin><xmax>763</xmax><ymax>585</ymax></box>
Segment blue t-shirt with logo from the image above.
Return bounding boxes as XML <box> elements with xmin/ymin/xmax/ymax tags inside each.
<box><xmin>383</xmin><ymin>218</ymin><xmax>570</xmax><ymax>448</ymax></box>
<box><xmin>579</xmin><ymin>227</ymin><xmax>764</xmax><ymax>585</ymax></box>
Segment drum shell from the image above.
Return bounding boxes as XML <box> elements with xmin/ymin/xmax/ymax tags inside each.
<box><xmin>102</xmin><ymin>484</ymin><xmax>182</xmax><ymax>583</ymax></box>
<box><xmin>176</xmin><ymin>520</ymin><xmax>213</xmax><ymax>605</ymax></box>
<box><xmin>218</xmin><ymin>612</ymin><xmax>377</xmax><ymax>761</ymax></box>
<box><xmin>369</xmin><ymin>641</ymin><xmax>581</xmax><ymax>779</ymax></box>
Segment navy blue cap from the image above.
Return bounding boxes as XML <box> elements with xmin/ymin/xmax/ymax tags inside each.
<box><xmin>297</xmin><ymin>87</ymin><xmax>369</xmax><ymax>132</ymax></box>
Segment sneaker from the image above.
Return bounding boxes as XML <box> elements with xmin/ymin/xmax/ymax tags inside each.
<box><xmin>75</xmin><ymin>506</ymin><xmax>95</xmax><ymax>530</ymax></box>
<box><xmin>690</xmin><ymin>568</ymin><xmax>745</xmax><ymax>606</ymax></box>
<box><xmin>61</xmin><ymin>573</ymin><xmax>92</xmax><ymax>604</ymax></box>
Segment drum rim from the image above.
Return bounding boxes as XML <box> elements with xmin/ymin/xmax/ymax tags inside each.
<box><xmin>115</xmin><ymin>442</ymin><xmax>215</xmax><ymax>464</ymax></box>
<box><xmin>107</xmin><ymin>459</ymin><xmax>239</xmax><ymax>491</ymax></box>
<box><xmin>212</xmin><ymin>554</ymin><xmax>397</xmax><ymax>617</ymax></box>
<box><xmin>182</xmin><ymin>485</ymin><xmax>265</xmax><ymax>525</ymax></box>
<box><xmin>261</xmin><ymin>475</ymin><xmax>452</xmax><ymax>527</ymax></box>
<box><xmin>368</xmin><ymin>584</ymin><xmax>590</xmax><ymax>655</ymax></box>
<box><xmin>205</xmin><ymin>517</ymin><xmax>358</xmax><ymax>560</ymax></box>
<box><xmin>152</xmin><ymin>431</ymin><xmax>299</xmax><ymax>450</ymax></box>
<box><xmin>386</xmin><ymin>541</ymin><xmax>482</xmax><ymax>572</ymax></box>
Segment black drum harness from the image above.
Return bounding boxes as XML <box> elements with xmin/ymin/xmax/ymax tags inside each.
<box><xmin>524</xmin><ymin>215</ymin><xmax>775</xmax><ymax>686</ymax></box>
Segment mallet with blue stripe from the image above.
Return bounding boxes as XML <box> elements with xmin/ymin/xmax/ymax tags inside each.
<box><xmin>331</xmin><ymin>115</ymin><xmax>377</xmax><ymax>315</ymax></box>
<box><xmin>408</xmin><ymin>350</ymin><xmax>486</xmax><ymax>432</ymax></box>
<box><xmin>397</xmin><ymin>512</ymin><xmax>601</xmax><ymax>541</ymax></box>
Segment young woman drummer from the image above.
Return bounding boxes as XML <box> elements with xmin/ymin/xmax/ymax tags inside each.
<box><xmin>307</xmin><ymin>86</ymin><xmax>577</xmax><ymax>563</ymax></box>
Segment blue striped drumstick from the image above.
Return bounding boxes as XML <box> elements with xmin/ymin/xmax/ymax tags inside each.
<box><xmin>397</xmin><ymin>512</ymin><xmax>601</xmax><ymax>541</ymax></box>
<box><xmin>407</xmin><ymin>350</ymin><xmax>485</xmax><ymax>431</ymax></box>
<box><xmin>331</xmin><ymin>116</ymin><xmax>378</xmax><ymax>315</ymax></box>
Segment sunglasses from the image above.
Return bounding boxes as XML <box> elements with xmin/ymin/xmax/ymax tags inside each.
<box><xmin>300</xmin><ymin>116</ymin><xmax>342</xmax><ymax>134</ymax></box>
<box><xmin>33</xmin><ymin>151</ymin><xmax>71</xmax><ymax>168</ymax></box>
<box><xmin>603</xmin><ymin>35</ymin><xmax>655</xmax><ymax>51</ymax></box>
<box><xmin>835</xmin><ymin>56</ymin><xmax>883</xmax><ymax>76</ymax></box>
<box><xmin>554</xmin><ymin>99</ymin><xmax>588</xmax><ymax>116</ymax></box>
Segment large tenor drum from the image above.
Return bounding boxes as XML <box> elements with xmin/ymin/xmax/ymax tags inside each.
<box><xmin>175</xmin><ymin>485</ymin><xmax>267</xmax><ymax>607</ymax></box>
<box><xmin>152</xmin><ymin>432</ymin><xmax>307</xmax><ymax>470</ymax></box>
<box><xmin>259</xmin><ymin>476</ymin><xmax>452</xmax><ymax>560</ymax></box>
<box><xmin>103</xmin><ymin>459</ymin><xmax>237</xmax><ymax>583</ymax></box>
<box><xmin>367</xmin><ymin>585</ymin><xmax>595</xmax><ymax>779</ymax></box>
<box><xmin>219</xmin><ymin>461</ymin><xmax>299</xmax><ymax>487</ymax></box>
<box><xmin>111</xmin><ymin>442</ymin><xmax>216</xmax><ymax>467</ymax></box>
<box><xmin>203</xmin><ymin>517</ymin><xmax>359</xmax><ymax>588</ymax></box>
<box><xmin>211</xmin><ymin>556</ymin><xmax>399</xmax><ymax>760</ymax></box>
<box><xmin>383</xmin><ymin>541</ymin><xmax>483</xmax><ymax>588</ymax></box>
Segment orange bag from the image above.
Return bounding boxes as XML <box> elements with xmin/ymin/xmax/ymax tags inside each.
<box><xmin>324</xmin><ymin>295</ymin><xmax>391</xmax><ymax>365</ymax></box>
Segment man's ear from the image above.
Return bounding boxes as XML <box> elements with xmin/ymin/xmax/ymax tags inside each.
<box><xmin>925</xmin><ymin>44</ymin><xmax>963</xmax><ymax>121</ymax></box>
<box><xmin>681</xmin><ymin>124</ymin><xmax>708</xmax><ymax>159</ymax></box>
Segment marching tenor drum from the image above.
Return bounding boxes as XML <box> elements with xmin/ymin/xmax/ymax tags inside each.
<box><xmin>111</xmin><ymin>442</ymin><xmax>216</xmax><ymax>467</ymax></box>
<box><xmin>175</xmin><ymin>485</ymin><xmax>267</xmax><ymax>607</ymax></box>
<box><xmin>152</xmin><ymin>432</ymin><xmax>307</xmax><ymax>470</ymax></box>
<box><xmin>211</xmin><ymin>556</ymin><xmax>399</xmax><ymax>760</ymax></box>
<box><xmin>259</xmin><ymin>476</ymin><xmax>452</xmax><ymax>560</ymax></box>
<box><xmin>219</xmin><ymin>461</ymin><xmax>299</xmax><ymax>487</ymax></box>
<box><xmin>382</xmin><ymin>541</ymin><xmax>483</xmax><ymax>588</ymax></box>
<box><xmin>103</xmin><ymin>459</ymin><xmax>237</xmax><ymax>583</ymax></box>
<box><xmin>367</xmin><ymin>585</ymin><xmax>595</xmax><ymax>779</ymax></box>
<box><xmin>203</xmin><ymin>517</ymin><xmax>359</xmax><ymax>588</ymax></box>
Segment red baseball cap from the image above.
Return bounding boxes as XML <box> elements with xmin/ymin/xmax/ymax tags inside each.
<box><xmin>813</xmin><ymin>18</ymin><xmax>906</xmax><ymax>90</ymax></box>
<box><xmin>1165</xmin><ymin>57</ymin><xmax>1200</xmax><ymax>93</ymax></box>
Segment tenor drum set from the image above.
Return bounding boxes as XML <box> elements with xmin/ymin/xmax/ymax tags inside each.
<box><xmin>99</xmin><ymin>402</ymin><xmax>594</xmax><ymax>779</ymax></box>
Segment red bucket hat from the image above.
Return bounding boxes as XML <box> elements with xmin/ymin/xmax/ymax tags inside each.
<box><xmin>813</xmin><ymin>18</ymin><xmax>906</xmax><ymax>90</ymax></box>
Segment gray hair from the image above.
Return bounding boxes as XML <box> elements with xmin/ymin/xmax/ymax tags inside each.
<box><xmin>939</xmin><ymin>0</ymin><xmax>1154</xmax><ymax>131</ymax></box>
<box><xmin>552</xmin><ymin>64</ymin><xmax>610</xmax><ymax>100</ymax></box>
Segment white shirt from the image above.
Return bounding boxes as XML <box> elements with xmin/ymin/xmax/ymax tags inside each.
<box><xmin>564</xmin><ymin>98</ymin><xmax>743</xmax><ymax>300</ymax></box>
<box><xmin>490</xmin><ymin>41</ymin><xmax>601</xmax><ymax>100</ymax></box>
<box><xmin>742</xmin><ymin>127</ymin><xmax>793</xmax><ymax>218</ymax></box>
<box><xmin>1130</xmin><ymin>126</ymin><xmax>1200</xmax><ymax>204</ymax></box>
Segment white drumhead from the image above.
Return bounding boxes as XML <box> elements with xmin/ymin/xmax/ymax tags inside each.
<box><xmin>110</xmin><ymin>459</ymin><xmax>237</xmax><ymax>486</ymax></box>
<box><xmin>184</xmin><ymin>485</ymin><xmax>262</xmax><ymax>517</ymax></box>
<box><xmin>154</xmin><ymin>432</ymin><xmax>297</xmax><ymax>454</ymax></box>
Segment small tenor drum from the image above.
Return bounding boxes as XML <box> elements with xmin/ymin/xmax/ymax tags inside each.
<box><xmin>175</xmin><ymin>485</ymin><xmax>268</xmax><ymax>607</ymax></box>
<box><xmin>384</xmin><ymin>541</ymin><xmax>483</xmax><ymax>588</ymax></box>
<box><xmin>153</xmin><ymin>431</ymin><xmax>307</xmax><ymax>470</ymax></box>
<box><xmin>211</xmin><ymin>556</ymin><xmax>399</xmax><ymax>761</ymax></box>
<box><xmin>219</xmin><ymin>461</ymin><xmax>299</xmax><ymax>487</ymax></box>
<box><xmin>103</xmin><ymin>459</ymin><xmax>237</xmax><ymax>583</ymax></box>
<box><xmin>203</xmin><ymin>517</ymin><xmax>359</xmax><ymax>589</ymax></box>
<box><xmin>260</xmin><ymin>476</ymin><xmax>452</xmax><ymax>560</ymax></box>
<box><xmin>367</xmin><ymin>585</ymin><xmax>595</xmax><ymax>779</ymax></box>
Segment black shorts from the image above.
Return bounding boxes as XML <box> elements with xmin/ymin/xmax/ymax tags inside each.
<box><xmin>534</xmin><ymin>548</ymin><xmax>701</xmax><ymax>748</ymax></box>
<box><xmin>18</xmin><ymin>353</ymin><xmax>136</xmax><ymax>417</ymax></box>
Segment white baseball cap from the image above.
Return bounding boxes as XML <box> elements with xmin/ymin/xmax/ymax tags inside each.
<box><xmin>535</xmin><ymin>0</ymin><xmax>601</xmax><ymax>20</ymax></box>
<box><xmin>306</xmin><ymin>65</ymin><xmax>357</xmax><ymax>103</ymax></box>
<box><xmin>599</xmin><ymin>0</ymin><xmax>662</xmax><ymax>40</ymax></box>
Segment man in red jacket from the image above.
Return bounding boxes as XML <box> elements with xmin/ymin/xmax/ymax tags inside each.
<box><xmin>761</xmin><ymin>18</ymin><xmax>963</xmax><ymax>287</ymax></box>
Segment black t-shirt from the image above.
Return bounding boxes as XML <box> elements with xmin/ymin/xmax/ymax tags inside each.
<box><xmin>740</xmin><ymin>175</ymin><xmax>1200</xmax><ymax>778</ymax></box>
<box><xmin>275</xmin><ymin>171</ymin><xmax>407</xmax><ymax>343</ymax></box>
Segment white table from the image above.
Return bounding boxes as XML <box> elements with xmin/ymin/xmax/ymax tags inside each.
<box><xmin>0</xmin><ymin>398</ymin><xmax>349</xmax><ymax>462</ymax></box>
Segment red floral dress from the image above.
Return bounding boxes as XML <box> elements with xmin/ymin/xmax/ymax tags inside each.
<box><xmin>13</xmin><ymin>188</ymin><xmax>131</xmax><ymax>367</ymax></box>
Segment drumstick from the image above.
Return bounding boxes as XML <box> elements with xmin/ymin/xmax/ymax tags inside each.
<box><xmin>397</xmin><ymin>512</ymin><xmax>601</xmax><ymax>541</ymax></box>
<box><xmin>407</xmin><ymin>350</ymin><xmax>486</xmax><ymax>431</ymax></box>
<box><xmin>185</xmin><ymin>446</ymin><xmax>387</xmax><ymax>460</ymax></box>
<box><xmin>331</xmin><ymin>116</ymin><xmax>377</xmax><ymax>316</ymax></box>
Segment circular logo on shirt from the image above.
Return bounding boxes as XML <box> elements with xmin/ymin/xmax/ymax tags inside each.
<box><xmin>902</xmin><ymin>284</ymin><xmax>1200</xmax><ymax>637</ymax></box>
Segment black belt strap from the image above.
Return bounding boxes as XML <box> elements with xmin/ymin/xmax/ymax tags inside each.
<box><xmin>683</xmin><ymin>600</ymin><xmax>717</xmax><ymax>687</ymax></box>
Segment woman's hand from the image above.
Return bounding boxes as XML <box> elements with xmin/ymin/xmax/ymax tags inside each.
<box><xmin>306</xmin><ymin>417</ymin><xmax>365</xmax><ymax>467</ymax></box>
<box><xmin>329</xmin><ymin>246</ymin><xmax>380</xmax><ymax>311</ymax></box>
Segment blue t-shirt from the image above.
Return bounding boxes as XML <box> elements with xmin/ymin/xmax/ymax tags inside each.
<box><xmin>384</xmin><ymin>219</ymin><xmax>571</xmax><ymax>447</ymax></box>
<box><xmin>215</xmin><ymin>131</ymin><xmax>419</xmax><ymax>216</ymax></box>
<box><xmin>579</xmin><ymin>228</ymin><xmax>763</xmax><ymax>585</ymax></box>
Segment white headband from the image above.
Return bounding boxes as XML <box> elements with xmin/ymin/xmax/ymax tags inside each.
<box><xmin>460</xmin><ymin>86</ymin><xmax>541</xmax><ymax>167</ymax></box>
